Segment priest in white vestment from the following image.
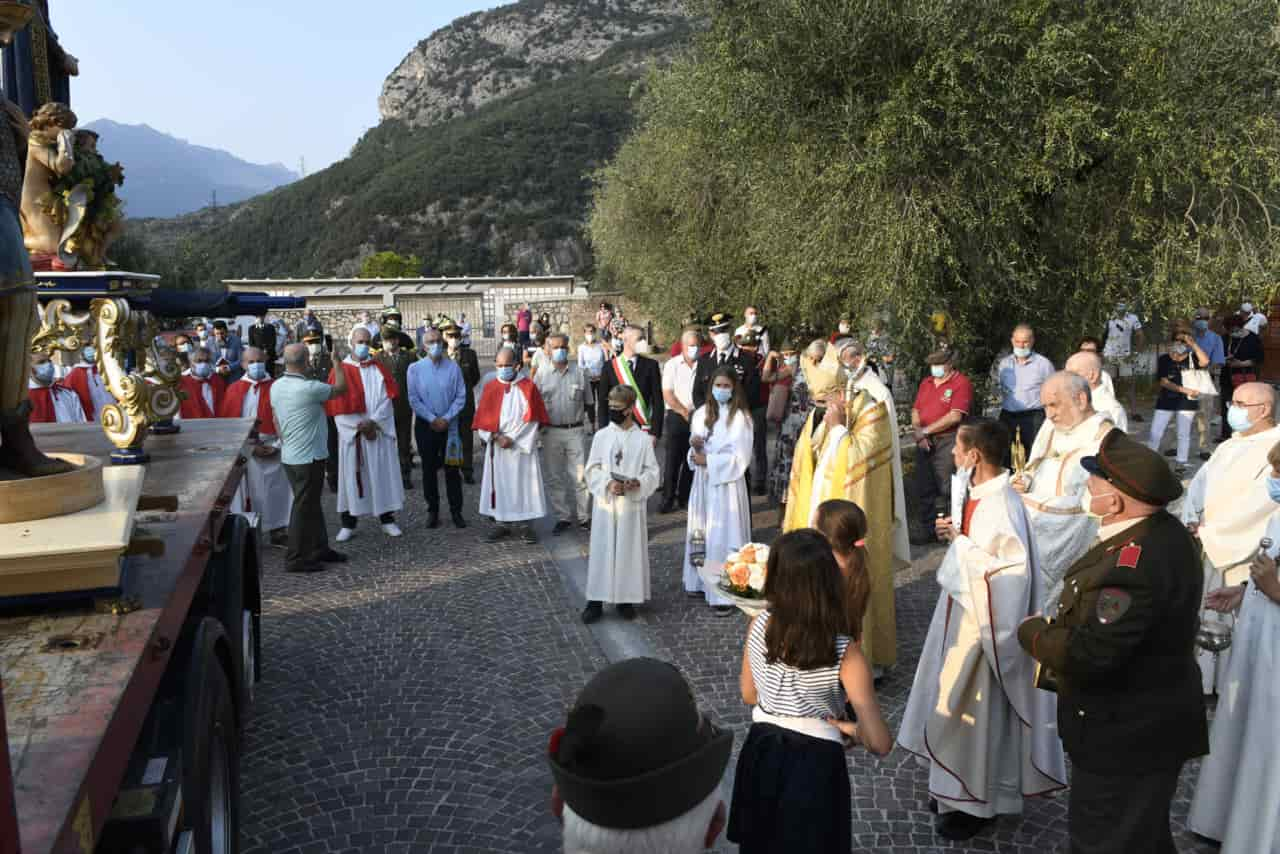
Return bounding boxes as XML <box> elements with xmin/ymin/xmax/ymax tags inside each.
<box><xmin>326</xmin><ymin>327</ymin><xmax>405</xmax><ymax>542</ymax></box>
<box><xmin>1067</xmin><ymin>350</ymin><xmax>1128</xmax><ymax>433</ymax></box>
<box><xmin>1013</xmin><ymin>370</ymin><xmax>1116</xmax><ymax>607</ymax></box>
<box><xmin>899</xmin><ymin>419</ymin><xmax>1067</xmax><ymax>841</ymax></box>
<box><xmin>1180</xmin><ymin>381</ymin><xmax>1280</xmax><ymax>693</ymax></box>
<box><xmin>683</xmin><ymin>368</ymin><xmax>754</xmax><ymax>614</ymax></box>
<box><xmin>1190</xmin><ymin>481</ymin><xmax>1280</xmax><ymax>854</ymax></box>
<box><xmin>220</xmin><ymin>348</ymin><xmax>293</xmax><ymax>545</ymax></box>
<box><xmin>581</xmin><ymin>385</ymin><xmax>661</xmax><ymax>623</ymax></box>
<box><xmin>475</xmin><ymin>346</ymin><xmax>549</xmax><ymax>544</ymax></box>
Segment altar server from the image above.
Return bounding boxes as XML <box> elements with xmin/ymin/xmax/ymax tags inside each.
<box><xmin>1180</xmin><ymin>381</ymin><xmax>1280</xmax><ymax>693</ymax></box>
<box><xmin>1013</xmin><ymin>370</ymin><xmax>1116</xmax><ymax>606</ymax></box>
<box><xmin>326</xmin><ymin>326</ymin><xmax>404</xmax><ymax>541</ymax></box>
<box><xmin>27</xmin><ymin>352</ymin><xmax>86</xmax><ymax>424</ymax></box>
<box><xmin>220</xmin><ymin>347</ymin><xmax>292</xmax><ymax>546</ymax></box>
<box><xmin>898</xmin><ymin>418</ymin><xmax>1066</xmax><ymax>841</ymax></box>
<box><xmin>475</xmin><ymin>345</ymin><xmax>550</xmax><ymax>544</ymax></box>
<box><xmin>177</xmin><ymin>346</ymin><xmax>225</xmax><ymax>420</ymax></box>
<box><xmin>683</xmin><ymin>367</ymin><xmax>754</xmax><ymax>616</ymax></box>
<box><xmin>581</xmin><ymin>385</ymin><xmax>661</xmax><ymax>624</ymax></box>
<box><xmin>63</xmin><ymin>344</ymin><xmax>113</xmax><ymax>424</ymax></box>
<box><xmin>1190</xmin><ymin>439</ymin><xmax>1280</xmax><ymax>853</ymax></box>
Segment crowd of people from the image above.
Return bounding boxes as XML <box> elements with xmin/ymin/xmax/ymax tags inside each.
<box><xmin>29</xmin><ymin>296</ymin><xmax>1279</xmax><ymax>852</ymax></box>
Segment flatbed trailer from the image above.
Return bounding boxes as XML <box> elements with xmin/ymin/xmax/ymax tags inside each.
<box><xmin>0</xmin><ymin>419</ymin><xmax>261</xmax><ymax>854</ymax></box>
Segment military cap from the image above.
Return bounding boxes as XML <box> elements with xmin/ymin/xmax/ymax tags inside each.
<box><xmin>925</xmin><ymin>348</ymin><xmax>955</xmax><ymax>365</ymax></box>
<box><xmin>548</xmin><ymin>658</ymin><xmax>731</xmax><ymax>830</ymax></box>
<box><xmin>302</xmin><ymin>330</ymin><xmax>323</xmax><ymax>344</ymax></box>
<box><xmin>708</xmin><ymin>312</ymin><xmax>734</xmax><ymax>333</ymax></box>
<box><xmin>737</xmin><ymin>329</ymin><xmax>759</xmax><ymax>347</ymax></box>
<box><xmin>1081</xmin><ymin>429</ymin><xmax>1183</xmax><ymax>505</ymax></box>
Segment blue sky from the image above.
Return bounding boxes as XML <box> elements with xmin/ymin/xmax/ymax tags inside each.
<box><xmin>55</xmin><ymin>0</ymin><xmax>501</xmax><ymax>173</ymax></box>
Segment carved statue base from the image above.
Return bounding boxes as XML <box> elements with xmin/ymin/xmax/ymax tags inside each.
<box><xmin>0</xmin><ymin>452</ymin><xmax>103</xmax><ymax>523</ymax></box>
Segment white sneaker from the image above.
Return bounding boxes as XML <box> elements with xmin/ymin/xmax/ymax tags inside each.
<box><xmin>335</xmin><ymin>527</ymin><xmax>355</xmax><ymax>543</ymax></box>
<box><xmin>381</xmin><ymin>522</ymin><xmax>403</xmax><ymax>537</ymax></box>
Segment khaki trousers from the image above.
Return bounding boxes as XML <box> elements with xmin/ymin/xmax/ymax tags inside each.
<box><xmin>1194</xmin><ymin>393</ymin><xmax>1217</xmax><ymax>450</ymax></box>
<box><xmin>541</xmin><ymin>426</ymin><xmax>589</xmax><ymax>522</ymax></box>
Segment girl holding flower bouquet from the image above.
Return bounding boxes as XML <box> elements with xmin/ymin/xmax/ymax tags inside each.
<box><xmin>728</xmin><ymin>530</ymin><xmax>891</xmax><ymax>854</ymax></box>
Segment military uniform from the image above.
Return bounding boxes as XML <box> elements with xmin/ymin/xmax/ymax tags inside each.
<box><xmin>1018</xmin><ymin>431</ymin><xmax>1209</xmax><ymax>854</ymax></box>
<box><xmin>303</xmin><ymin>345</ymin><xmax>340</xmax><ymax>491</ymax></box>
<box><xmin>450</xmin><ymin>343</ymin><xmax>481</xmax><ymax>482</ymax></box>
<box><xmin>377</xmin><ymin>342</ymin><xmax>419</xmax><ymax>487</ymax></box>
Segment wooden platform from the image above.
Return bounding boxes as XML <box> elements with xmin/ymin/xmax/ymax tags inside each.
<box><xmin>0</xmin><ymin>419</ymin><xmax>252</xmax><ymax>854</ymax></box>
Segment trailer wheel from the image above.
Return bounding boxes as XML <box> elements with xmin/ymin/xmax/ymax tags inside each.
<box><xmin>214</xmin><ymin>515</ymin><xmax>256</xmax><ymax>721</ymax></box>
<box><xmin>183</xmin><ymin>619</ymin><xmax>241</xmax><ymax>854</ymax></box>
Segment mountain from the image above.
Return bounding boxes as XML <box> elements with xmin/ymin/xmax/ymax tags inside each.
<box><xmin>127</xmin><ymin>0</ymin><xmax>694</xmax><ymax>283</ymax></box>
<box><xmin>87</xmin><ymin>120</ymin><xmax>298</xmax><ymax>219</ymax></box>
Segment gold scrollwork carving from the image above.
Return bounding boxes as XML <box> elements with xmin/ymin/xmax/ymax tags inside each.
<box><xmin>31</xmin><ymin>297</ymin><xmax>92</xmax><ymax>357</ymax></box>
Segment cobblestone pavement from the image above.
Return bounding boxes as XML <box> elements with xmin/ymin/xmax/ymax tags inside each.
<box><xmin>242</xmin><ymin>428</ymin><xmax>1220</xmax><ymax>853</ymax></box>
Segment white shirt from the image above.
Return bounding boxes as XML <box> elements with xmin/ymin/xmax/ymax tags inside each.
<box><xmin>1103</xmin><ymin>313</ymin><xmax>1143</xmax><ymax>358</ymax></box>
<box><xmin>662</xmin><ymin>355</ymin><xmax>698</xmax><ymax>410</ymax></box>
<box><xmin>1244</xmin><ymin>311</ymin><xmax>1268</xmax><ymax>336</ymax></box>
<box><xmin>577</xmin><ymin>341</ymin><xmax>605</xmax><ymax>378</ymax></box>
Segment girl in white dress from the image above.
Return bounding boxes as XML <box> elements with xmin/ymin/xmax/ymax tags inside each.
<box><xmin>1189</xmin><ymin>441</ymin><xmax>1280</xmax><ymax>853</ymax></box>
<box><xmin>683</xmin><ymin>366</ymin><xmax>754</xmax><ymax>615</ymax></box>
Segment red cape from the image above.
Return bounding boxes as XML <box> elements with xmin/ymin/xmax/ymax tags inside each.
<box><xmin>219</xmin><ymin>377</ymin><xmax>276</xmax><ymax>435</ymax></box>
<box><xmin>473</xmin><ymin>377</ymin><xmax>549</xmax><ymax>433</ymax></box>
<box><xmin>28</xmin><ymin>384</ymin><xmax>81</xmax><ymax>423</ymax></box>
<box><xmin>179</xmin><ymin>374</ymin><xmax>226</xmax><ymax>419</ymax></box>
<box><xmin>324</xmin><ymin>359</ymin><xmax>399</xmax><ymax>417</ymax></box>
<box><xmin>63</xmin><ymin>365</ymin><xmax>99</xmax><ymax>420</ymax></box>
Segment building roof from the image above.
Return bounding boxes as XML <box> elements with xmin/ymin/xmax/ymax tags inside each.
<box><xmin>224</xmin><ymin>276</ymin><xmax>576</xmax><ymax>298</ymax></box>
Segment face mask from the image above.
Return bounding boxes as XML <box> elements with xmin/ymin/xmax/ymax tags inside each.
<box><xmin>585</xmin><ymin>333</ymin><xmax>595</xmax><ymax>343</ymax></box>
<box><xmin>428</xmin><ymin>343</ymin><xmax>444</xmax><ymax>359</ymax></box>
<box><xmin>307</xmin><ymin>344</ymin><xmax>322</xmax><ymax>357</ymax></box>
<box><xmin>1080</xmin><ymin>486</ymin><xmax>1116</xmax><ymax>522</ymax></box>
<box><xmin>784</xmin><ymin>356</ymin><xmax>798</xmax><ymax>368</ymax></box>
<box><xmin>1115</xmin><ymin>304</ymin><xmax>1127</xmax><ymax>315</ymax></box>
<box><xmin>1193</xmin><ymin>320</ymin><xmax>1209</xmax><ymax>333</ymax></box>
<box><xmin>352</xmin><ymin>343</ymin><xmax>371</xmax><ymax>361</ymax></box>
<box><xmin>931</xmin><ymin>364</ymin><xmax>947</xmax><ymax>379</ymax></box>
<box><xmin>1013</xmin><ymin>346</ymin><xmax>1032</xmax><ymax>359</ymax></box>
<box><xmin>446</xmin><ymin>337</ymin><xmax>460</xmax><ymax>351</ymax></box>
<box><xmin>608</xmin><ymin>408</ymin><xmax>629</xmax><ymax>425</ymax></box>
<box><xmin>82</xmin><ymin>346</ymin><xmax>96</xmax><ymax>363</ymax></box>
<box><xmin>197</xmin><ymin>330</ymin><xmax>209</xmax><ymax>340</ymax></box>
<box><xmin>684</xmin><ymin>345</ymin><xmax>700</xmax><ymax>361</ymax></box>
<box><xmin>543</xmin><ymin>347</ymin><xmax>564</xmax><ymax>364</ymax></box>
<box><xmin>713</xmin><ymin>333</ymin><xmax>731</xmax><ymax>351</ymax></box>
<box><xmin>613</xmin><ymin>339</ymin><xmax>624</xmax><ymax>353</ymax></box>
<box><xmin>745</xmin><ymin>314</ymin><xmax>758</xmax><ymax>325</ymax></box>
<box><xmin>1228</xmin><ymin>404</ymin><xmax>1254</xmax><ymax>433</ymax></box>
<box><xmin>386</xmin><ymin>319</ymin><xmax>401</xmax><ymax>329</ymax></box>
<box><xmin>32</xmin><ymin>362</ymin><xmax>54</xmax><ymax>384</ymax></box>
<box><xmin>838</xmin><ymin>323</ymin><xmax>850</xmax><ymax>334</ymax></box>
<box><xmin>1269</xmin><ymin>476</ymin><xmax>1280</xmax><ymax>504</ymax></box>
<box><xmin>504</xmin><ymin>333</ymin><xmax>515</xmax><ymax>342</ymax></box>
<box><xmin>192</xmin><ymin>362</ymin><xmax>213</xmax><ymax>379</ymax></box>
<box><xmin>178</xmin><ymin>343</ymin><xmax>191</xmax><ymax>354</ymax></box>
<box><xmin>712</xmin><ymin>386</ymin><xmax>733</xmax><ymax>405</ymax></box>
<box><xmin>247</xmin><ymin>362</ymin><xmax>268</xmax><ymax>381</ymax></box>
<box><xmin>497</xmin><ymin>365</ymin><xmax>517</xmax><ymax>382</ymax></box>
<box><xmin>1171</xmin><ymin>343</ymin><xmax>1189</xmax><ymax>356</ymax></box>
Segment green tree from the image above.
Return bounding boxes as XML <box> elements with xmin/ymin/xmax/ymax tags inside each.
<box><xmin>590</xmin><ymin>0</ymin><xmax>1280</xmax><ymax>370</ymax></box>
<box><xmin>359</xmin><ymin>251</ymin><xmax>424</xmax><ymax>279</ymax></box>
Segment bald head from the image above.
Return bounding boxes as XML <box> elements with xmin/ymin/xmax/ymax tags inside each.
<box><xmin>283</xmin><ymin>343</ymin><xmax>308</xmax><ymax>372</ymax></box>
<box><xmin>243</xmin><ymin>346</ymin><xmax>264</xmax><ymax>363</ymax></box>
<box><xmin>1042</xmin><ymin>370</ymin><xmax>1093</xmax><ymax>430</ymax></box>
<box><xmin>1232</xmin><ymin>381</ymin><xmax>1277</xmax><ymax>433</ymax></box>
<box><xmin>350</xmin><ymin>327</ymin><xmax>371</xmax><ymax>346</ymax></box>
<box><xmin>1065</xmin><ymin>351</ymin><xmax>1103</xmax><ymax>388</ymax></box>
<box><xmin>495</xmin><ymin>346</ymin><xmax>517</xmax><ymax>368</ymax></box>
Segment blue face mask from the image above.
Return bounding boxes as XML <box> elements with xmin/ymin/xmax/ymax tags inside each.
<box><xmin>352</xmin><ymin>343</ymin><xmax>371</xmax><ymax>361</ymax></box>
<box><xmin>193</xmin><ymin>361</ymin><xmax>213</xmax><ymax>379</ymax></box>
<box><xmin>497</xmin><ymin>365</ymin><xmax>517</xmax><ymax>382</ymax></box>
<box><xmin>1268</xmin><ymin>476</ymin><xmax>1280</xmax><ymax>504</ymax></box>
<box><xmin>428</xmin><ymin>343</ymin><xmax>444</xmax><ymax>359</ymax></box>
<box><xmin>82</xmin><ymin>346</ymin><xmax>96</xmax><ymax>363</ymax></box>
<box><xmin>712</xmin><ymin>386</ymin><xmax>733</xmax><ymax>405</ymax></box>
<box><xmin>1193</xmin><ymin>320</ymin><xmax>1209</xmax><ymax>333</ymax></box>
<box><xmin>931</xmin><ymin>364</ymin><xmax>946</xmax><ymax>379</ymax></box>
<box><xmin>553</xmin><ymin>348</ymin><xmax>568</xmax><ymax>363</ymax></box>
<box><xmin>1013</xmin><ymin>346</ymin><xmax>1032</xmax><ymax>359</ymax></box>
<box><xmin>1228</xmin><ymin>405</ymin><xmax>1254</xmax><ymax>433</ymax></box>
<box><xmin>32</xmin><ymin>362</ymin><xmax>54</xmax><ymax>384</ymax></box>
<box><xmin>246</xmin><ymin>362</ymin><xmax>268</xmax><ymax>381</ymax></box>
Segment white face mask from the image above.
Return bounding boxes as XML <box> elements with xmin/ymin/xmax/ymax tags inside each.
<box><xmin>307</xmin><ymin>343</ymin><xmax>322</xmax><ymax>357</ymax></box>
<box><xmin>745</xmin><ymin>313</ymin><xmax>758</xmax><ymax>326</ymax></box>
<box><xmin>684</xmin><ymin>345</ymin><xmax>700</xmax><ymax>361</ymax></box>
<box><xmin>584</xmin><ymin>333</ymin><xmax>595</xmax><ymax>343</ymax></box>
<box><xmin>1080</xmin><ymin>486</ymin><xmax>1116</xmax><ymax>522</ymax></box>
<box><xmin>838</xmin><ymin>323</ymin><xmax>850</xmax><ymax>334</ymax></box>
<box><xmin>713</xmin><ymin>332</ymin><xmax>732</xmax><ymax>351</ymax></box>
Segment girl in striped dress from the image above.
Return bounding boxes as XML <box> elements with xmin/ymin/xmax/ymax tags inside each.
<box><xmin>728</xmin><ymin>529</ymin><xmax>891</xmax><ymax>853</ymax></box>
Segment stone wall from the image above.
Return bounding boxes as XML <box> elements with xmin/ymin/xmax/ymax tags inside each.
<box><xmin>530</xmin><ymin>292</ymin><xmax>663</xmax><ymax>345</ymax></box>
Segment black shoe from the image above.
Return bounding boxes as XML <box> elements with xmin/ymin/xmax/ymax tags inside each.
<box><xmin>617</xmin><ymin>603</ymin><xmax>637</xmax><ymax>620</ymax></box>
<box><xmin>553</xmin><ymin>520</ymin><xmax>572</xmax><ymax>535</ymax></box>
<box><xmin>1164</xmin><ymin>448</ymin><xmax>1176</xmax><ymax>457</ymax></box>
<box><xmin>581</xmin><ymin>602</ymin><xmax>603</xmax><ymax>624</ymax></box>
<box><xmin>403</xmin><ymin>475</ymin><xmax>413</xmax><ymax>490</ymax></box>
<box><xmin>268</xmin><ymin>529</ymin><xmax>288</xmax><ymax>548</ymax></box>
<box><xmin>286</xmin><ymin>561</ymin><xmax>327</xmax><ymax>574</ymax></box>
<box><xmin>484</xmin><ymin>526</ymin><xmax>511</xmax><ymax>543</ymax></box>
<box><xmin>452</xmin><ymin>512</ymin><xmax>467</xmax><ymax>529</ymax></box>
<box><xmin>316</xmin><ymin>549</ymin><xmax>348</xmax><ymax>563</ymax></box>
<box><xmin>686</xmin><ymin>590</ymin><xmax>705</xmax><ymax>600</ymax></box>
<box><xmin>463</xmin><ymin>471</ymin><xmax>475</xmax><ymax>484</ymax></box>
<box><xmin>520</xmin><ymin>526</ymin><xmax>538</xmax><ymax>544</ymax></box>
<box><xmin>678</xmin><ymin>499</ymin><xmax>688</xmax><ymax>511</ymax></box>
<box><xmin>326</xmin><ymin>479</ymin><xmax>338</xmax><ymax>494</ymax></box>
<box><xmin>928</xmin><ymin>798</ymin><xmax>938</xmax><ymax>814</ymax></box>
<box><xmin>935</xmin><ymin>812</ymin><xmax>993</xmax><ymax>841</ymax></box>
<box><xmin>754</xmin><ymin>483</ymin><xmax>767</xmax><ymax>497</ymax></box>
<box><xmin>658</xmin><ymin>499</ymin><xmax>676</xmax><ymax>514</ymax></box>
<box><xmin>427</xmin><ymin>511</ymin><xmax>440</xmax><ymax>529</ymax></box>
<box><xmin>1199</xmin><ymin>451</ymin><xmax>1211</xmax><ymax>461</ymax></box>
<box><xmin>713</xmin><ymin>605</ymin><xmax>735</xmax><ymax>617</ymax></box>
<box><xmin>579</xmin><ymin>518</ymin><xmax>590</xmax><ymax>531</ymax></box>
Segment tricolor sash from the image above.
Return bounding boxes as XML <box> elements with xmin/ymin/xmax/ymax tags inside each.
<box><xmin>612</xmin><ymin>357</ymin><xmax>650</xmax><ymax>428</ymax></box>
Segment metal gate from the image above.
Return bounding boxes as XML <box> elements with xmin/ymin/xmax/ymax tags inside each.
<box><xmin>394</xmin><ymin>296</ymin><xmax>484</xmax><ymax>333</ymax></box>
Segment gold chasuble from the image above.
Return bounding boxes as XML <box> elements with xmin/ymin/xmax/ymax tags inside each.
<box><xmin>784</xmin><ymin>390</ymin><xmax>900</xmax><ymax>667</ymax></box>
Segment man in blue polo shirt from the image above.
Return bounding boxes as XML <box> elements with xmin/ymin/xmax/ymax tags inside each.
<box><xmin>994</xmin><ymin>324</ymin><xmax>1054</xmax><ymax>465</ymax></box>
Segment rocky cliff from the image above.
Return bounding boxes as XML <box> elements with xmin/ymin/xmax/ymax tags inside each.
<box><xmin>379</xmin><ymin>0</ymin><xmax>691</xmax><ymax>128</ymax></box>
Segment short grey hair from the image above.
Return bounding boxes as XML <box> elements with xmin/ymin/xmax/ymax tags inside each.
<box><xmin>804</xmin><ymin>339</ymin><xmax>828</xmax><ymax>361</ymax></box>
<box><xmin>1049</xmin><ymin>369</ymin><xmax>1092</xmax><ymax>407</ymax></box>
<box><xmin>561</xmin><ymin>788</ymin><xmax>721</xmax><ymax>854</ymax></box>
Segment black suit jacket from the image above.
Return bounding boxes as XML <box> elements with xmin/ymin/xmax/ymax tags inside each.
<box><xmin>692</xmin><ymin>347</ymin><xmax>761</xmax><ymax>410</ymax></box>
<box><xmin>247</xmin><ymin>323</ymin><xmax>277</xmax><ymax>363</ymax></box>
<box><xmin>598</xmin><ymin>354</ymin><xmax>664</xmax><ymax>437</ymax></box>
<box><xmin>1017</xmin><ymin>511</ymin><xmax>1209</xmax><ymax>774</ymax></box>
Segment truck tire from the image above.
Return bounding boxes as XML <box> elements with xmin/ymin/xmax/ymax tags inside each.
<box><xmin>183</xmin><ymin>619</ymin><xmax>240</xmax><ymax>854</ymax></box>
<box><xmin>213</xmin><ymin>515</ymin><xmax>258</xmax><ymax>721</ymax></box>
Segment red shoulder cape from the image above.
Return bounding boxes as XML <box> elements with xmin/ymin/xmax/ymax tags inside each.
<box><xmin>473</xmin><ymin>377</ymin><xmax>549</xmax><ymax>433</ymax></box>
<box><xmin>179</xmin><ymin>374</ymin><xmax>226</xmax><ymax>419</ymax></box>
<box><xmin>219</xmin><ymin>377</ymin><xmax>276</xmax><ymax>435</ymax></box>
<box><xmin>324</xmin><ymin>359</ymin><xmax>399</xmax><ymax>417</ymax></box>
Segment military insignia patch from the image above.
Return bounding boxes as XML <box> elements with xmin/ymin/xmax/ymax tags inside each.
<box><xmin>1117</xmin><ymin>544</ymin><xmax>1142</xmax><ymax>569</ymax></box>
<box><xmin>1096</xmin><ymin>588</ymin><xmax>1132</xmax><ymax>624</ymax></box>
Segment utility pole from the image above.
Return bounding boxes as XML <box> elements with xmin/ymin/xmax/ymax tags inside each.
<box><xmin>210</xmin><ymin>189</ymin><xmax>218</xmax><ymax>210</ymax></box>
<box><xmin>298</xmin><ymin>156</ymin><xmax>306</xmax><ymax>178</ymax></box>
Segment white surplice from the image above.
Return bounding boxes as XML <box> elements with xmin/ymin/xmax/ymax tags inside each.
<box><xmin>683</xmin><ymin>406</ymin><xmax>753</xmax><ymax>607</ymax></box>
<box><xmin>1181</xmin><ymin>423</ymin><xmax>1280</xmax><ymax>692</ymax></box>
<box><xmin>477</xmin><ymin>381</ymin><xmax>547</xmax><ymax>522</ymax></box>
<box><xmin>68</xmin><ymin>362</ymin><xmax>115</xmax><ymax>422</ymax></box>
<box><xmin>899</xmin><ymin>472</ymin><xmax>1067</xmax><ymax>818</ymax></box>
<box><xmin>584</xmin><ymin>423</ymin><xmax>661</xmax><ymax>604</ymax></box>
<box><xmin>1019</xmin><ymin>412</ymin><xmax>1115</xmax><ymax>609</ymax></box>
<box><xmin>853</xmin><ymin>368</ymin><xmax>913</xmax><ymax>568</ymax></box>
<box><xmin>28</xmin><ymin>379</ymin><xmax>86</xmax><ymax>423</ymax></box>
<box><xmin>1188</xmin><ymin>512</ymin><xmax>1280</xmax><ymax>853</ymax></box>
<box><xmin>227</xmin><ymin>379</ymin><xmax>293</xmax><ymax>533</ymax></box>
<box><xmin>334</xmin><ymin>359</ymin><xmax>405</xmax><ymax>519</ymax></box>
<box><xmin>1089</xmin><ymin>382</ymin><xmax>1128</xmax><ymax>433</ymax></box>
